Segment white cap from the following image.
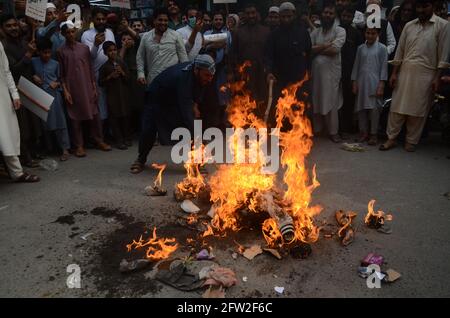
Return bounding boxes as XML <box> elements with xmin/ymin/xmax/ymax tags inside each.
<box><xmin>279</xmin><ymin>2</ymin><xmax>296</xmax><ymax>12</ymax></box>
<box><xmin>47</xmin><ymin>3</ymin><xmax>56</xmax><ymax>10</ymax></box>
<box><xmin>60</xmin><ymin>20</ymin><xmax>75</xmax><ymax>30</ymax></box>
<box><xmin>269</xmin><ymin>6</ymin><xmax>280</xmax><ymax>14</ymax></box>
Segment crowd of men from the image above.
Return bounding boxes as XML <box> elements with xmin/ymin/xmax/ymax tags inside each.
<box><xmin>0</xmin><ymin>0</ymin><xmax>449</xmax><ymax>182</ymax></box>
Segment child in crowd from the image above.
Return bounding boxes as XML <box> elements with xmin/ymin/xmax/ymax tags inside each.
<box><xmin>351</xmin><ymin>27</ymin><xmax>388</xmax><ymax>145</ymax></box>
<box><xmin>99</xmin><ymin>41</ymin><xmax>131</xmax><ymax>150</ymax></box>
<box><xmin>32</xmin><ymin>38</ymin><xmax>71</xmax><ymax>161</ymax></box>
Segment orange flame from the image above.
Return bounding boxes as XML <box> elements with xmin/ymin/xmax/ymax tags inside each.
<box><xmin>202</xmin><ymin>224</ymin><xmax>214</xmax><ymax>238</ymax></box>
<box><xmin>365</xmin><ymin>200</ymin><xmax>393</xmax><ymax>227</ymax></box>
<box><xmin>175</xmin><ymin>144</ymin><xmax>207</xmax><ymax>199</ymax></box>
<box><xmin>151</xmin><ymin>163</ymin><xmax>167</xmax><ymax>188</ymax></box>
<box><xmin>126</xmin><ymin>227</ymin><xmax>178</xmax><ymax>261</ymax></box>
<box><xmin>204</xmin><ymin>64</ymin><xmax>321</xmax><ymax>246</ymax></box>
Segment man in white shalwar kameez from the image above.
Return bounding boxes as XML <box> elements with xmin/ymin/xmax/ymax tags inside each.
<box><xmin>0</xmin><ymin>41</ymin><xmax>39</xmax><ymax>182</ymax></box>
<box><xmin>311</xmin><ymin>3</ymin><xmax>346</xmax><ymax>143</ymax></box>
<box><xmin>380</xmin><ymin>0</ymin><xmax>449</xmax><ymax>152</ymax></box>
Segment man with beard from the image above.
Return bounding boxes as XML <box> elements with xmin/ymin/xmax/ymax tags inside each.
<box><xmin>310</xmin><ymin>2</ymin><xmax>346</xmax><ymax>143</ymax></box>
<box><xmin>81</xmin><ymin>7</ymin><xmax>115</xmax><ymax>121</ymax></box>
<box><xmin>380</xmin><ymin>0</ymin><xmax>449</xmax><ymax>152</ymax></box>
<box><xmin>130</xmin><ymin>55</ymin><xmax>215</xmax><ymax>174</ymax></box>
<box><xmin>0</xmin><ymin>14</ymin><xmax>42</xmax><ymax>167</ymax></box>
<box><xmin>339</xmin><ymin>5</ymin><xmax>364</xmax><ymax>136</ymax></box>
<box><xmin>136</xmin><ymin>7</ymin><xmax>188</xmax><ymax>87</ymax></box>
<box><xmin>231</xmin><ymin>3</ymin><xmax>270</xmax><ymax>116</ymax></box>
<box><xmin>58</xmin><ymin>21</ymin><xmax>111</xmax><ymax>157</ymax></box>
<box><xmin>36</xmin><ymin>3</ymin><xmax>67</xmax><ymax>57</ymax></box>
<box><xmin>266</xmin><ymin>6</ymin><xmax>280</xmax><ymax>30</ymax></box>
<box><xmin>265</xmin><ymin>2</ymin><xmax>312</xmax><ymax>126</ymax></box>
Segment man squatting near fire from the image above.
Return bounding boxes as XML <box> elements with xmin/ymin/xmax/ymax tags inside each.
<box><xmin>130</xmin><ymin>54</ymin><xmax>216</xmax><ymax>174</ymax></box>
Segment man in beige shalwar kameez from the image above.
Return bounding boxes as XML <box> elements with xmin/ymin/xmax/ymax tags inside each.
<box><xmin>311</xmin><ymin>3</ymin><xmax>346</xmax><ymax>143</ymax></box>
<box><xmin>380</xmin><ymin>0</ymin><xmax>449</xmax><ymax>152</ymax></box>
<box><xmin>0</xmin><ymin>41</ymin><xmax>39</xmax><ymax>182</ymax></box>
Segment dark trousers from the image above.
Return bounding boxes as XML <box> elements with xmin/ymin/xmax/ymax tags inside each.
<box><xmin>70</xmin><ymin>113</ymin><xmax>103</xmax><ymax>148</ymax></box>
<box><xmin>138</xmin><ymin>103</ymin><xmax>158</xmax><ymax>164</ymax></box>
<box><xmin>110</xmin><ymin>116</ymin><xmax>130</xmax><ymax>144</ymax></box>
<box><xmin>339</xmin><ymin>78</ymin><xmax>357</xmax><ymax>134</ymax></box>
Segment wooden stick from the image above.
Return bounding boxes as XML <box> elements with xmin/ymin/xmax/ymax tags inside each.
<box><xmin>264</xmin><ymin>79</ymin><xmax>274</xmax><ymax>124</ymax></box>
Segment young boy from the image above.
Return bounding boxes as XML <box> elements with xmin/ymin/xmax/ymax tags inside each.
<box><xmin>32</xmin><ymin>38</ymin><xmax>71</xmax><ymax>161</ymax></box>
<box><xmin>351</xmin><ymin>27</ymin><xmax>388</xmax><ymax>145</ymax></box>
<box><xmin>99</xmin><ymin>41</ymin><xmax>131</xmax><ymax>149</ymax></box>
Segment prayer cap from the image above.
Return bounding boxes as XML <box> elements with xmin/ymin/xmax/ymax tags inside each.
<box><xmin>194</xmin><ymin>54</ymin><xmax>216</xmax><ymax>75</ymax></box>
<box><xmin>279</xmin><ymin>2</ymin><xmax>296</xmax><ymax>12</ymax></box>
<box><xmin>269</xmin><ymin>6</ymin><xmax>280</xmax><ymax>13</ymax></box>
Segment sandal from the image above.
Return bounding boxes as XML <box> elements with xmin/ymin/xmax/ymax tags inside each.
<box><xmin>60</xmin><ymin>152</ymin><xmax>70</xmax><ymax>161</ymax></box>
<box><xmin>130</xmin><ymin>161</ymin><xmax>145</xmax><ymax>174</ymax></box>
<box><xmin>379</xmin><ymin>139</ymin><xmax>396</xmax><ymax>151</ymax></box>
<box><xmin>15</xmin><ymin>172</ymin><xmax>40</xmax><ymax>183</ymax></box>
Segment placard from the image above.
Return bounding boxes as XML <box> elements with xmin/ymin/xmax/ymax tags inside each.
<box><xmin>18</xmin><ymin>76</ymin><xmax>54</xmax><ymax>122</ymax></box>
<box><xmin>25</xmin><ymin>0</ymin><xmax>48</xmax><ymax>22</ymax></box>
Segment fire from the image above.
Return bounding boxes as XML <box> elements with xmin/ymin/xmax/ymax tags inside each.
<box><xmin>126</xmin><ymin>227</ymin><xmax>178</xmax><ymax>261</ymax></box>
<box><xmin>365</xmin><ymin>200</ymin><xmax>393</xmax><ymax>228</ymax></box>
<box><xmin>175</xmin><ymin>144</ymin><xmax>207</xmax><ymax>201</ymax></box>
<box><xmin>202</xmin><ymin>224</ymin><xmax>214</xmax><ymax>238</ymax></box>
<box><xmin>151</xmin><ymin>163</ymin><xmax>166</xmax><ymax>188</ymax></box>
<box><xmin>201</xmin><ymin>64</ymin><xmax>321</xmax><ymax>246</ymax></box>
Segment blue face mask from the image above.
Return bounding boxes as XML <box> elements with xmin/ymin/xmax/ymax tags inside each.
<box><xmin>188</xmin><ymin>17</ymin><xmax>196</xmax><ymax>28</ymax></box>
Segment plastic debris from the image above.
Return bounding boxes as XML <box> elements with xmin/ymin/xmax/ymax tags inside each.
<box><xmin>377</xmin><ymin>223</ymin><xmax>392</xmax><ymax>234</ymax></box>
<box><xmin>242</xmin><ymin>276</ymin><xmax>248</xmax><ymax>282</ymax></box>
<box><xmin>243</xmin><ymin>245</ymin><xmax>263</xmax><ymax>260</ymax></box>
<box><xmin>340</xmin><ymin>143</ymin><xmax>365</xmax><ymax>152</ymax></box>
<box><xmin>274</xmin><ymin>286</ymin><xmax>284</xmax><ymax>294</ymax></box>
<box><xmin>263</xmin><ymin>248</ymin><xmax>282</xmax><ymax>260</ymax></box>
<box><xmin>231</xmin><ymin>252</ymin><xmax>238</xmax><ymax>260</ymax></box>
<box><xmin>145</xmin><ymin>185</ymin><xmax>167</xmax><ymax>196</ymax></box>
<box><xmin>385</xmin><ymin>269</ymin><xmax>401</xmax><ymax>282</ymax></box>
<box><xmin>119</xmin><ymin>258</ymin><xmax>151</xmax><ymax>273</ymax></box>
<box><xmin>207</xmin><ymin>205</ymin><xmax>216</xmax><ymax>218</ymax></box>
<box><xmin>335</xmin><ymin>210</ymin><xmax>357</xmax><ymax>246</ymax></box>
<box><xmin>39</xmin><ymin>159</ymin><xmax>58</xmax><ymax>171</ymax></box>
<box><xmin>80</xmin><ymin>233</ymin><xmax>93</xmax><ymax>240</ymax></box>
<box><xmin>203</xmin><ymin>267</ymin><xmax>237</xmax><ymax>288</ymax></box>
<box><xmin>361</xmin><ymin>253</ymin><xmax>384</xmax><ymax>266</ymax></box>
<box><xmin>196</xmin><ymin>249</ymin><xmax>215</xmax><ymax>260</ymax></box>
<box><xmin>181</xmin><ymin>200</ymin><xmax>200</xmax><ymax>214</ymax></box>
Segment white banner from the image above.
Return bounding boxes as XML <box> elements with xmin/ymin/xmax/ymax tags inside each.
<box><xmin>25</xmin><ymin>0</ymin><xmax>48</xmax><ymax>22</ymax></box>
<box><xmin>18</xmin><ymin>76</ymin><xmax>54</xmax><ymax>122</ymax></box>
<box><xmin>110</xmin><ymin>0</ymin><xmax>131</xmax><ymax>9</ymax></box>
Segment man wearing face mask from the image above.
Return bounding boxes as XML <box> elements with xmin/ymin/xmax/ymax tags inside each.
<box><xmin>177</xmin><ymin>6</ymin><xmax>204</xmax><ymax>61</ymax></box>
<box><xmin>81</xmin><ymin>8</ymin><xmax>116</xmax><ymax>122</ymax></box>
